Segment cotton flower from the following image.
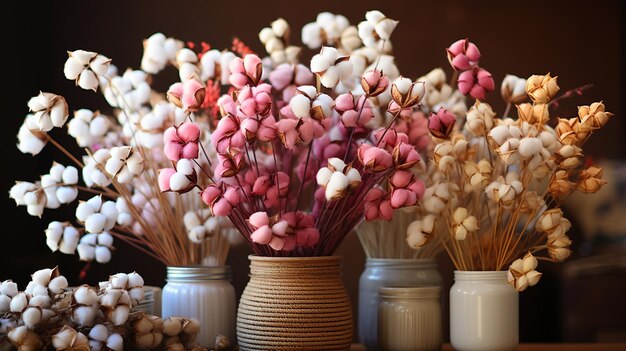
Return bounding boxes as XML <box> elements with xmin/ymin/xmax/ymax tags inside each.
<box><xmin>508</xmin><ymin>252</ymin><xmax>542</xmax><ymax>291</ymax></box>
<box><xmin>259</xmin><ymin>18</ymin><xmax>302</xmax><ymax>65</ymax></box>
<box><xmin>388</xmin><ymin>170</ymin><xmax>425</xmax><ymax>208</ymax></box>
<box><xmin>406</xmin><ymin>215</ymin><xmax>436</xmax><ymax>248</ymax></box>
<box><xmin>446</xmin><ymin>38</ymin><xmax>481</xmax><ymax>71</ymax></box>
<box><xmin>526</xmin><ymin>73</ymin><xmax>559</xmax><ymax>103</ymax></box>
<box><xmin>184</xmin><ymin>209</ymin><xmax>219</xmax><ymax>243</ymax></box>
<box><xmin>27</xmin><ymin>92</ymin><xmax>69</xmax><ymax>132</ymax></box>
<box><xmin>501</xmin><ymin>74</ymin><xmax>527</xmax><ymax>104</ymax></box>
<box><xmin>577</xmin><ymin>101</ymin><xmax>613</xmax><ymax>130</ymax></box>
<box><xmin>175</xmin><ymin>48</ymin><xmax>200</xmax><ymax>82</ymax></box>
<box><xmin>269</xmin><ymin>63</ymin><xmax>315</xmax><ymax>91</ymax></box>
<box><xmin>361</xmin><ymin>69</ymin><xmax>390</xmax><ymax>97</ymax></box>
<box><xmin>310</xmin><ymin>46</ymin><xmax>352</xmax><ymax>88</ymax></box>
<box><xmin>164</xmin><ymin>122</ymin><xmax>200</xmax><ymax>161</ymax></box>
<box><xmin>201</xmin><ymin>183</ymin><xmax>240</xmax><ymax>216</ymax></box>
<box><xmin>452</xmin><ymin>207</ymin><xmax>478</xmax><ymax>240</ymax></box>
<box><xmin>132</xmin><ymin>315</ymin><xmax>164</xmax><ymax>348</ymax></box>
<box><xmin>105</xmin><ymin>146</ymin><xmax>144</xmax><ymax>183</ymax></box>
<box><xmin>577</xmin><ymin>166</ymin><xmax>607</xmax><ymax>193</ymax></box>
<box><xmin>485</xmin><ymin>172</ymin><xmax>523</xmax><ymax>208</ymax></box>
<box><xmin>457</xmin><ymin>67</ymin><xmax>495</xmax><ymax>100</ymax></box>
<box><xmin>422</xmin><ymin>183</ymin><xmax>451</xmax><ymax>214</ymax></box>
<box><xmin>52</xmin><ymin>326</ymin><xmax>90</xmax><ymax>350</ymax></box>
<box><xmin>389</xmin><ymin>76</ymin><xmax>425</xmax><ymax>110</ymax></box>
<box><xmin>428</xmin><ymin>108</ymin><xmax>456</xmax><ymax>140</ymax></box>
<box><xmin>82</xmin><ymin>148</ymin><xmax>112</xmax><ymax>187</ymax></box>
<box><xmin>76</xmin><ymin>195</ymin><xmax>118</xmax><ymax>233</ymax></box>
<box><xmin>45</xmin><ymin>221</ymin><xmax>80</xmax><ymax>254</ymax></box>
<box><xmin>247</xmin><ymin>211</ymin><xmax>296</xmax><ymax>251</ymax></box>
<box><xmin>77</xmin><ymin>232</ymin><xmax>114</xmax><ymax>263</ymax></box>
<box><xmin>158</xmin><ymin>159</ymin><xmax>198</xmax><ymax>193</ymax></box>
<box><xmin>100</xmin><ymin>289</ymin><xmax>132</xmax><ymax>326</ymax></box>
<box><xmin>316</xmin><ymin>158</ymin><xmax>361</xmax><ymax>201</ymax></box>
<box><xmin>17</xmin><ymin>114</ymin><xmax>49</xmax><ymax>155</ymax></box>
<box><xmin>463</xmin><ymin>159</ymin><xmax>492</xmax><ymax>191</ymax></box>
<box><xmin>71</xmin><ymin>286</ymin><xmax>98</xmax><ymax>327</ymax></box>
<box><xmin>251</xmin><ymin>172</ymin><xmax>290</xmax><ymax>208</ymax></box>
<box><xmin>7</xmin><ymin>326</ymin><xmax>42</xmax><ymax>350</ymax></box>
<box><xmin>42</xmin><ymin>162</ymin><xmax>79</xmax><ymax>206</ymax></box>
<box><xmin>301</xmin><ymin>12</ymin><xmax>352</xmax><ymax>50</ymax></box>
<box><xmin>64</xmin><ymin>50</ymin><xmax>111</xmax><ymax>91</ymax></box>
<box><xmin>67</xmin><ymin>109</ymin><xmax>110</xmax><ymax>147</ymax></box>
<box><xmin>516</xmin><ymin>103</ymin><xmax>549</xmax><ymax>125</ymax></box>
<box><xmin>465</xmin><ymin>100</ymin><xmax>495</xmax><ymax>136</ymax></box>
<box><xmin>103</xmin><ymin>69</ymin><xmax>151</xmax><ymax>111</ymax></box>
<box><xmin>141</xmin><ymin>33</ymin><xmax>183</xmax><ymax>74</ymax></box>
<box><xmin>229</xmin><ymin>54</ymin><xmax>263</xmax><ymax>89</ymax></box>
<box><xmin>358</xmin><ymin>10</ymin><xmax>399</xmax><ymax>48</ymax></box>
<box><xmin>364</xmin><ymin>187</ymin><xmax>392</xmax><ymax>221</ymax></box>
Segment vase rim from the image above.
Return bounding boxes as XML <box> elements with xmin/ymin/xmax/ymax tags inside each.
<box><xmin>366</xmin><ymin>257</ymin><xmax>437</xmax><ymax>266</ymax></box>
<box><xmin>453</xmin><ymin>270</ymin><xmax>508</xmax><ymax>281</ymax></box>
<box><xmin>379</xmin><ymin>285</ymin><xmax>441</xmax><ymax>299</ymax></box>
<box><xmin>166</xmin><ymin>265</ymin><xmax>231</xmax><ymax>282</ymax></box>
<box><xmin>247</xmin><ymin>254</ymin><xmax>342</xmax><ymax>262</ymax></box>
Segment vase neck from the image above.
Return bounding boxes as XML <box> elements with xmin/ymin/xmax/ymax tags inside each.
<box><xmin>379</xmin><ymin>286</ymin><xmax>440</xmax><ymax>299</ymax></box>
<box><xmin>166</xmin><ymin>265</ymin><xmax>231</xmax><ymax>283</ymax></box>
<box><xmin>454</xmin><ymin>270</ymin><xmax>508</xmax><ymax>281</ymax></box>
<box><xmin>248</xmin><ymin>255</ymin><xmax>342</xmax><ymax>278</ymax></box>
<box><xmin>366</xmin><ymin>258</ymin><xmax>437</xmax><ymax>270</ymax></box>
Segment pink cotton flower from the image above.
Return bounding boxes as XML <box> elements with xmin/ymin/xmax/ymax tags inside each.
<box><xmin>201</xmin><ymin>183</ymin><xmax>240</xmax><ymax>216</ymax></box>
<box><xmin>214</xmin><ymin>150</ymin><xmax>245</xmax><ymax>178</ymax></box>
<box><xmin>182</xmin><ymin>79</ymin><xmax>206</xmax><ymax>113</ymax></box>
<box><xmin>251</xmin><ymin>172</ymin><xmax>290</xmax><ymax>209</ymax></box>
<box><xmin>166</xmin><ymin>82</ymin><xmax>184</xmax><ymax>109</ymax></box>
<box><xmin>428</xmin><ymin>108</ymin><xmax>456</xmax><ymax>140</ymax></box>
<box><xmin>358</xmin><ymin>144</ymin><xmax>393</xmax><ymax>172</ymax></box>
<box><xmin>364</xmin><ymin>187</ymin><xmax>393</xmax><ymax>221</ymax></box>
<box><xmin>248</xmin><ymin>211</ymin><xmax>297</xmax><ymax>251</ymax></box>
<box><xmin>269</xmin><ymin>63</ymin><xmax>315</xmax><ymax>91</ymax></box>
<box><xmin>374</xmin><ymin>129</ymin><xmax>410</xmax><ymax>151</ymax></box>
<box><xmin>392</xmin><ymin>142</ymin><xmax>421</xmax><ymax>169</ymax></box>
<box><xmin>240</xmin><ymin>115</ymin><xmax>277</xmax><ymax>142</ymax></box>
<box><xmin>157</xmin><ymin>168</ymin><xmax>176</xmax><ymax>192</ymax></box>
<box><xmin>163</xmin><ymin>122</ymin><xmax>200</xmax><ymax>161</ymax></box>
<box><xmin>237</xmin><ymin>83</ymin><xmax>272</xmax><ymax>117</ymax></box>
<box><xmin>211</xmin><ymin>114</ymin><xmax>246</xmax><ymax>153</ymax></box>
<box><xmin>394</xmin><ymin>111</ymin><xmax>430</xmax><ymax>151</ymax></box>
<box><xmin>458</xmin><ymin>67</ymin><xmax>495</xmax><ymax>100</ymax></box>
<box><xmin>361</xmin><ymin>69</ymin><xmax>390</xmax><ymax>97</ymax></box>
<box><xmin>388</xmin><ymin>170</ymin><xmax>425</xmax><ymax>209</ymax></box>
<box><xmin>218</xmin><ymin>94</ymin><xmax>237</xmax><ymax>117</ymax></box>
<box><xmin>447</xmin><ymin>38</ymin><xmax>481</xmax><ymax>71</ymax></box>
<box><xmin>336</xmin><ymin>94</ymin><xmax>373</xmax><ymax>128</ymax></box>
<box><xmin>229</xmin><ymin>54</ymin><xmax>263</xmax><ymax>89</ymax></box>
<box><xmin>282</xmin><ymin>211</ymin><xmax>320</xmax><ymax>247</ymax></box>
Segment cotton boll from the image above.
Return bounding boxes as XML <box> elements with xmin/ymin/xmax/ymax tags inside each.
<box><xmin>77</xmin><ymin>242</ymin><xmax>96</xmax><ymax>261</ymax></box>
<box><xmin>0</xmin><ymin>281</ymin><xmax>18</xmax><ymax>297</ymax></box>
<box><xmin>518</xmin><ymin>137</ymin><xmax>543</xmax><ymax>158</ymax></box>
<box><xmin>0</xmin><ymin>295</ymin><xmax>11</xmax><ymax>312</ymax></box>
<box><xmin>110</xmin><ymin>273</ymin><xmax>128</xmax><ymax>289</ymax></box>
<box><xmin>106</xmin><ymin>333</ymin><xmax>123</xmax><ymax>351</ymax></box>
<box><xmin>59</xmin><ymin>226</ymin><xmax>80</xmax><ymax>254</ymax></box>
<box><xmin>56</xmin><ymin>187</ymin><xmax>78</xmax><ymax>204</ymax></box>
<box><xmin>109</xmin><ymin>305</ymin><xmax>130</xmax><ymax>326</ymax></box>
<box><xmin>22</xmin><ymin>307</ymin><xmax>43</xmax><ymax>328</ymax></box>
<box><xmin>10</xmin><ymin>292</ymin><xmax>28</xmax><ymax>313</ymax></box>
<box><xmin>325</xmin><ymin>172</ymin><xmax>349</xmax><ymax>201</ymax></box>
<box><xmin>48</xmin><ymin>276</ymin><xmax>68</xmax><ymax>295</ymax></box>
<box><xmin>75</xmin><ymin>201</ymin><xmax>95</xmax><ymax>222</ymax></box>
<box><xmin>95</xmin><ymin>246</ymin><xmax>112</xmax><ymax>263</ymax></box>
<box><xmin>85</xmin><ymin>213</ymin><xmax>107</xmax><ymax>233</ymax></box>
<box><xmin>169</xmin><ymin>172</ymin><xmax>192</xmax><ymax>192</ymax></box>
<box><xmin>72</xmin><ymin>305</ymin><xmax>98</xmax><ymax>327</ymax></box>
<box><xmin>289</xmin><ymin>94</ymin><xmax>311</xmax><ymax>118</ymax></box>
<box><xmin>31</xmin><ymin>268</ymin><xmax>53</xmax><ymax>286</ymax></box>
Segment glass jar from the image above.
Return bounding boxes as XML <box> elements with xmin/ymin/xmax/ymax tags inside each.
<box><xmin>450</xmin><ymin>271</ymin><xmax>518</xmax><ymax>351</ymax></box>
<box><xmin>162</xmin><ymin>266</ymin><xmax>236</xmax><ymax>348</ymax></box>
<box><xmin>378</xmin><ymin>286</ymin><xmax>442</xmax><ymax>351</ymax></box>
<box><xmin>358</xmin><ymin>258</ymin><xmax>442</xmax><ymax>350</ymax></box>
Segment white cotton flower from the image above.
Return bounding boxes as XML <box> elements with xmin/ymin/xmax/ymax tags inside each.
<box><xmin>0</xmin><ymin>281</ymin><xmax>18</xmax><ymax>297</ymax></box>
<box><xmin>77</xmin><ymin>232</ymin><xmax>114</xmax><ymax>263</ymax></box>
<box><xmin>518</xmin><ymin>137</ymin><xmax>543</xmax><ymax>159</ymax></box>
<box><xmin>22</xmin><ymin>307</ymin><xmax>43</xmax><ymax>329</ymax></box>
<box><xmin>82</xmin><ymin>149</ymin><xmax>112</xmax><ymax>187</ymax></box>
<box><xmin>27</xmin><ymin>92</ymin><xmax>69</xmax><ymax>132</ymax></box>
<box><xmin>68</xmin><ymin>109</ymin><xmax>110</xmax><ymax>147</ymax></box>
<box><xmin>46</xmin><ymin>222</ymin><xmax>80</xmax><ymax>254</ymax></box>
<box><xmin>10</xmin><ymin>292</ymin><xmax>28</xmax><ymax>313</ymax></box>
<box><xmin>289</xmin><ymin>93</ymin><xmax>312</xmax><ymax>118</ymax></box>
<box><xmin>10</xmin><ymin>181</ymin><xmax>37</xmax><ymax>206</ymax></box>
<box><xmin>422</xmin><ymin>183</ymin><xmax>450</xmax><ymax>214</ymax></box>
<box><xmin>501</xmin><ymin>74</ymin><xmax>527</xmax><ymax>104</ymax></box>
<box><xmin>23</xmin><ymin>190</ymin><xmax>46</xmax><ymax>217</ymax></box>
<box><xmin>358</xmin><ymin>11</ymin><xmax>398</xmax><ymax>50</ymax></box>
<box><xmin>325</xmin><ymin>172</ymin><xmax>349</xmax><ymax>201</ymax></box>
<box><xmin>17</xmin><ymin>114</ymin><xmax>48</xmax><ymax>155</ymax></box>
<box><xmin>103</xmin><ymin>69</ymin><xmax>151</xmax><ymax>110</ymax></box>
<box><xmin>64</xmin><ymin>50</ymin><xmax>111</xmax><ymax>91</ymax></box>
<box><xmin>105</xmin><ymin>146</ymin><xmax>143</xmax><ymax>183</ymax></box>
<box><xmin>138</xmin><ymin>102</ymin><xmax>176</xmax><ymax>147</ymax></box>
<box><xmin>31</xmin><ymin>268</ymin><xmax>53</xmax><ymax>286</ymax></box>
<box><xmin>76</xmin><ymin>195</ymin><xmax>118</xmax><ymax>233</ymax></box>
<box><xmin>310</xmin><ymin>46</ymin><xmax>352</xmax><ymax>88</ymax></box>
<box><xmin>406</xmin><ymin>215</ymin><xmax>436</xmax><ymax>248</ymax></box>
<box><xmin>452</xmin><ymin>207</ymin><xmax>479</xmax><ymax>240</ymax></box>
<box><xmin>218</xmin><ymin>51</ymin><xmax>237</xmax><ymax>85</ymax></box>
<box><xmin>301</xmin><ymin>22</ymin><xmax>323</xmax><ymax>49</ymax></box>
<box><xmin>141</xmin><ymin>33</ymin><xmax>183</xmax><ymax>74</ymax></box>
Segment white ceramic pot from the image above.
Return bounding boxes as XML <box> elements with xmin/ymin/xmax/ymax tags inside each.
<box><xmin>378</xmin><ymin>286</ymin><xmax>442</xmax><ymax>351</ymax></box>
<box><xmin>450</xmin><ymin>270</ymin><xmax>518</xmax><ymax>351</ymax></box>
<box><xmin>162</xmin><ymin>266</ymin><xmax>236</xmax><ymax>348</ymax></box>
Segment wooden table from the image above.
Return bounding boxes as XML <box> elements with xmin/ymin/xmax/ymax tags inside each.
<box><xmin>351</xmin><ymin>343</ymin><xmax>626</xmax><ymax>350</ymax></box>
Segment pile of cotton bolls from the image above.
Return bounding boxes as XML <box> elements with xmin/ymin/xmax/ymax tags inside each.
<box><xmin>0</xmin><ymin>268</ymin><xmax>234</xmax><ymax>351</ymax></box>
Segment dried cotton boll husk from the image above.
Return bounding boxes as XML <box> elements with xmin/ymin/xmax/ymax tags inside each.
<box><xmin>526</xmin><ymin>73</ymin><xmax>559</xmax><ymax>104</ymax></box>
<box><xmin>8</xmin><ymin>325</ymin><xmax>43</xmax><ymax>351</ymax></box>
<box><xmin>578</xmin><ymin>101</ymin><xmax>613</xmax><ymax>130</ymax></box>
<box><xmin>522</xmin><ymin>252</ymin><xmax>538</xmax><ymax>273</ymax></box>
<box><xmin>526</xmin><ymin>270</ymin><xmax>542</xmax><ymax>287</ymax></box>
<box><xmin>555</xmin><ymin>144</ymin><xmax>583</xmax><ymax>169</ymax></box>
<box><xmin>52</xmin><ymin>326</ymin><xmax>89</xmax><ymax>350</ymax></box>
<box><xmin>163</xmin><ymin>317</ymin><xmax>184</xmax><ymax>336</ymax></box>
<box><xmin>465</xmin><ymin>100</ymin><xmax>496</xmax><ymax>136</ymax></box>
<box><xmin>501</xmin><ymin>74</ymin><xmax>527</xmax><ymax>104</ymax></box>
<box><xmin>535</xmin><ymin>208</ymin><xmax>563</xmax><ymax>233</ymax></box>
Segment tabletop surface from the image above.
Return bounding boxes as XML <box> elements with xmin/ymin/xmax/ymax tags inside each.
<box><xmin>351</xmin><ymin>343</ymin><xmax>626</xmax><ymax>350</ymax></box>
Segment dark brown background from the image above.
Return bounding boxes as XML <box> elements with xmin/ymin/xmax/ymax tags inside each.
<box><xmin>2</xmin><ymin>0</ymin><xmax>625</xmax><ymax>343</ymax></box>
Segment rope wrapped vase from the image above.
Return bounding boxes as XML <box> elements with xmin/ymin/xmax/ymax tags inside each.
<box><xmin>236</xmin><ymin>255</ymin><xmax>353</xmax><ymax>350</ymax></box>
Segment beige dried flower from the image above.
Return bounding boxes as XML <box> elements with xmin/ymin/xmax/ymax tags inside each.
<box><xmin>555</xmin><ymin>118</ymin><xmax>578</xmax><ymax>145</ymax></box>
<box><xmin>465</xmin><ymin>100</ymin><xmax>495</xmax><ymax>136</ymax></box>
<box><xmin>578</xmin><ymin>102</ymin><xmax>613</xmax><ymax>130</ymax></box>
<box><xmin>547</xmin><ymin>231</ymin><xmax>572</xmax><ymax>262</ymax></box>
<box><xmin>484</xmin><ymin>173</ymin><xmax>523</xmax><ymax>208</ymax></box>
<box><xmin>516</xmin><ymin>103</ymin><xmax>549</xmax><ymax>125</ymax></box>
<box><xmin>555</xmin><ymin>145</ymin><xmax>583</xmax><ymax>169</ymax></box>
<box><xmin>519</xmin><ymin>191</ymin><xmax>545</xmax><ymax>214</ymax></box>
<box><xmin>406</xmin><ymin>215</ymin><xmax>436</xmax><ymax>248</ymax></box>
<box><xmin>463</xmin><ymin>159</ymin><xmax>492</xmax><ymax>191</ymax></box>
<box><xmin>452</xmin><ymin>207</ymin><xmax>478</xmax><ymax>240</ymax></box>
<box><xmin>577</xmin><ymin>166</ymin><xmax>607</xmax><ymax>193</ymax></box>
<box><xmin>52</xmin><ymin>326</ymin><xmax>90</xmax><ymax>351</ymax></box>
<box><xmin>507</xmin><ymin>252</ymin><xmax>542</xmax><ymax>292</ymax></box>
<box><xmin>526</xmin><ymin>73</ymin><xmax>559</xmax><ymax>103</ymax></box>
<box><xmin>549</xmin><ymin>170</ymin><xmax>576</xmax><ymax>199</ymax></box>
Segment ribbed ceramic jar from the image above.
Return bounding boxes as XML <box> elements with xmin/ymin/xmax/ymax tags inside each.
<box><xmin>378</xmin><ymin>286</ymin><xmax>442</xmax><ymax>351</ymax></box>
<box><xmin>358</xmin><ymin>258</ymin><xmax>442</xmax><ymax>350</ymax></box>
<box><xmin>450</xmin><ymin>271</ymin><xmax>518</xmax><ymax>351</ymax></box>
<box><xmin>236</xmin><ymin>255</ymin><xmax>352</xmax><ymax>351</ymax></box>
<box><xmin>162</xmin><ymin>266</ymin><xmax>236</xmax><ymax>348</ymax></box>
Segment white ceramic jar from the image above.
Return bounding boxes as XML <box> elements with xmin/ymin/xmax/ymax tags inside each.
<box><xmin>358</xmin><ymin>258</ymin><xmax>442</xmax><ymax>350</ymax></box>
<box><xmin>378</xmin><ymin>286</ymin><xmax>442</xmax><ymax>351</ymax></box>
<box><xmin>450</xmin><ymin>271</ymin><xmax>519</xmax><ymax>351</ymax></box>
<box><xmin>162</xmin><ymin>266</ymin><xmax>236</xmax><ymax>348</ymax></box>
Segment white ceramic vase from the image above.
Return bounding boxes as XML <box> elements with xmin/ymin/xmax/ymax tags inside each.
<box><xmin>450</xmin><ymin>270</ymin><xmax>518</xmax><ymax>351</ymax></box>
<box><xmin>162</xmin><ymin>266</ymin><xmax>236</xmax><ymax>348</ymax></box>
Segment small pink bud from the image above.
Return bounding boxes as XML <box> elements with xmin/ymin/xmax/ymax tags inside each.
<box><xmin>249</xmin><ymin>212</ymin><xmax>270</xmax><ymax>228</ymax></box>
<box><xmin>447</xmin><ymin>38</ymin><xmax>481</xmax><ymax>71</ymax></box>
<box><xmin>251</xmin><ymin>225</ymin><xmax>273</xmax><ymax>244</ymax></box>
<box><xmin>458</xmin><ymin>67</ymin><xmax>494</xmax><ymax>100</ymax></box>
<box><xmin>334</xmin><ymin>93</ymin><xmax>355</xmax><ymax>112</ymax></box>
<box><xmin>428</xmin><ymin>108</ymin><xmax>456</xmax><ymax>140</ymax></box>
<box><xmin>166</xmin><ymin>83</ymin><xmax>184</xmax><ymax>108</ymax></box>
<box><xmin>182</xmin><ymin>79</ymin><xmax>206</xmax><ymax>113</ymax></box>
<box><xmin>361</xmin><ymin>70</ymin><xmax>389</xmax><ymax>97</ymax></box>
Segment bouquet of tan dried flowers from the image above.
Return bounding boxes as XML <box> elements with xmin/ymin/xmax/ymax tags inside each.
<box><xmin>406</xmin><ymin>38</ymin><xmax>612</xmax><ymax>291</ymax></box>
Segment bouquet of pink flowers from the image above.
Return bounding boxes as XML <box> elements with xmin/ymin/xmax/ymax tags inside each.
<box><xmin>156</xmin><ymin>11</ymin><xmax>429</xmax><ymax>256</ymax></box>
